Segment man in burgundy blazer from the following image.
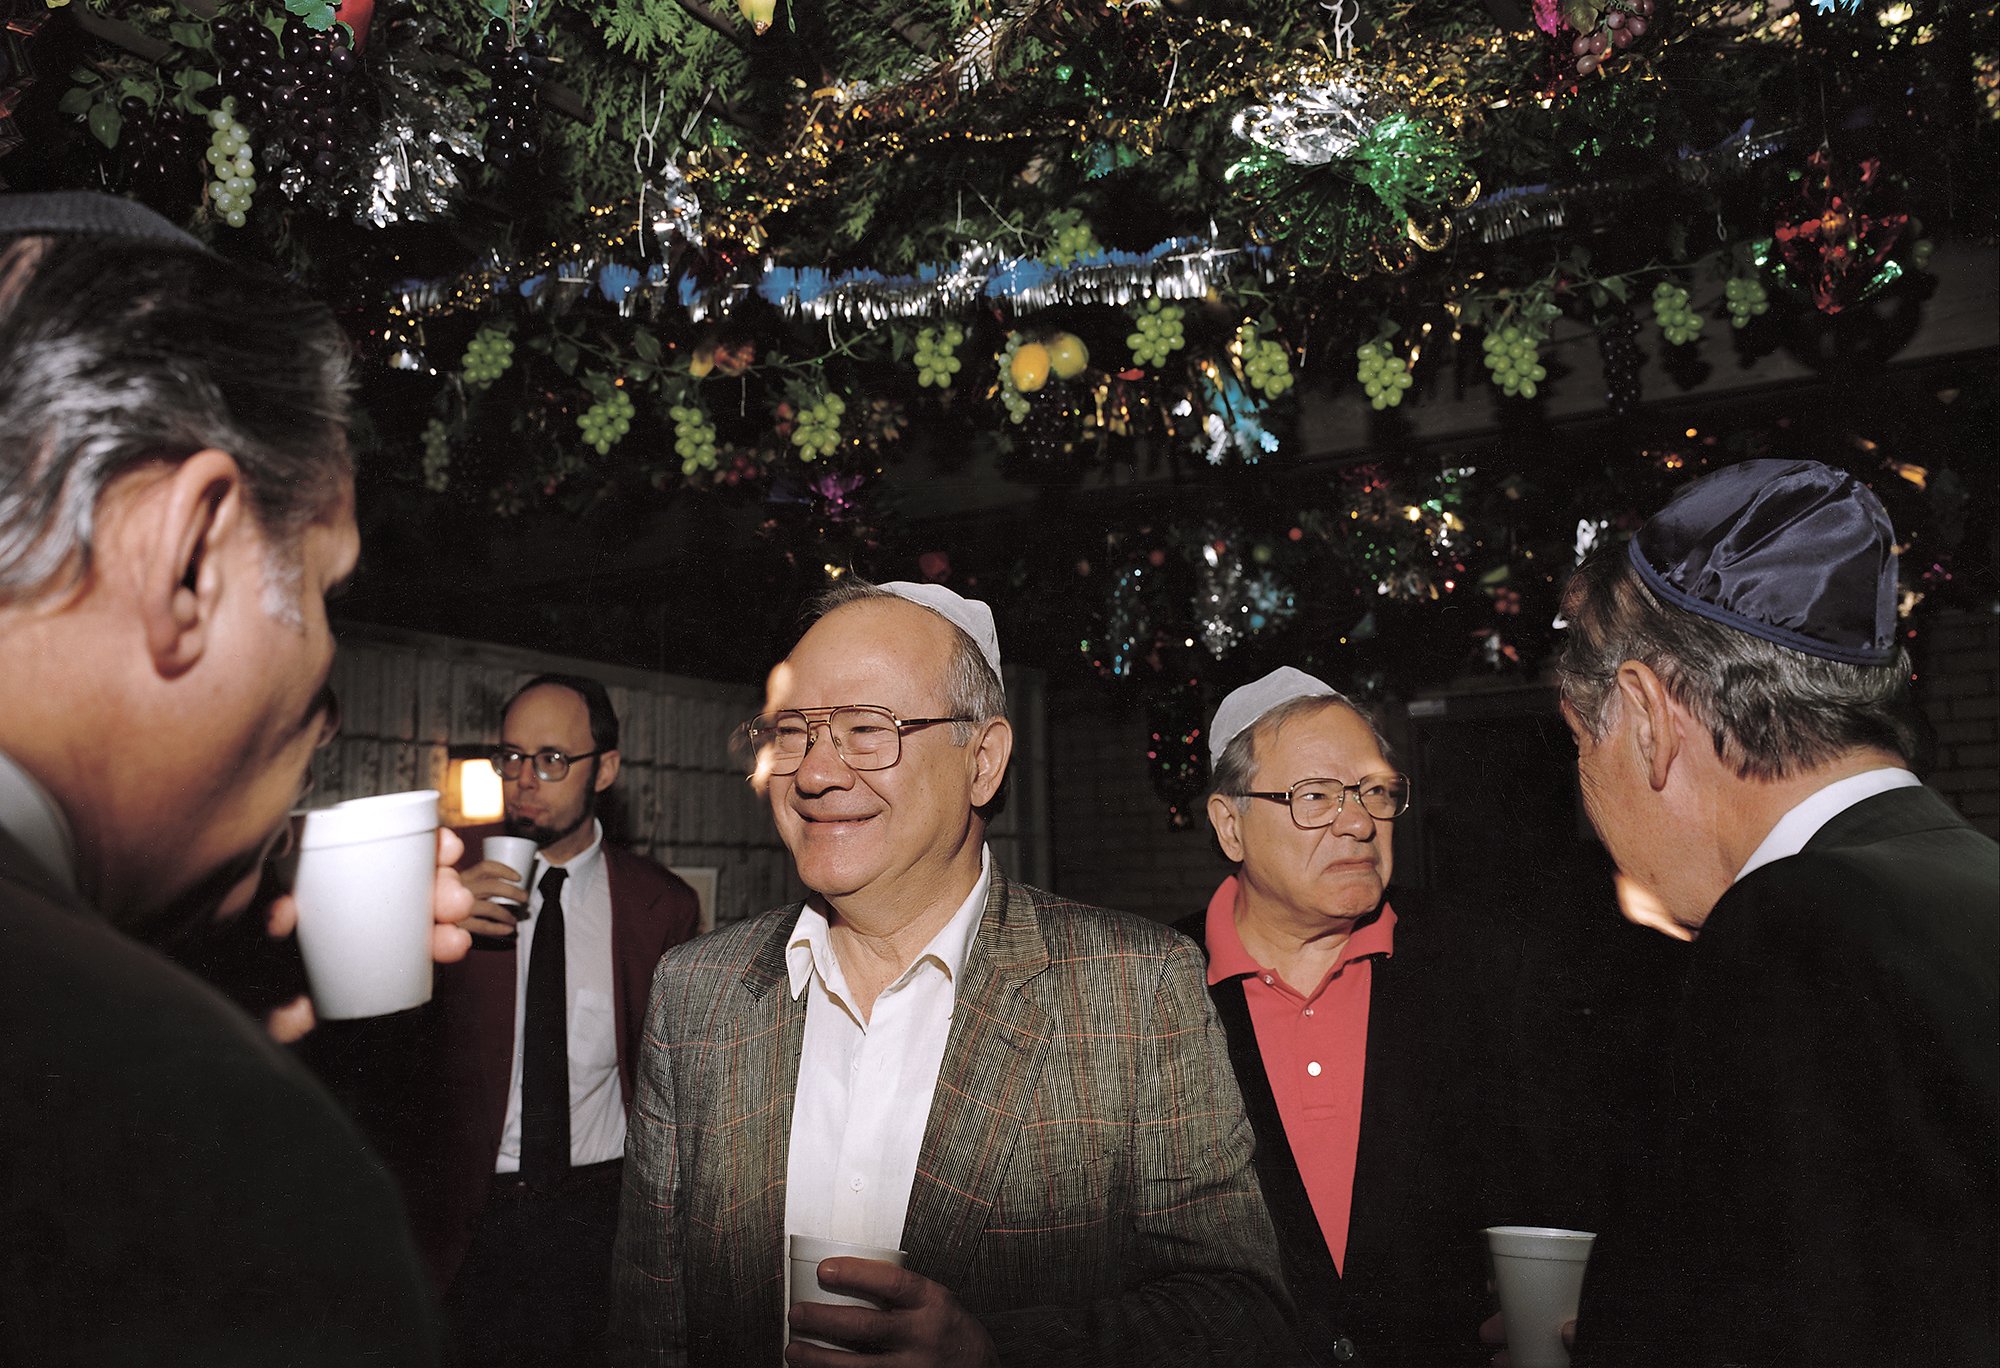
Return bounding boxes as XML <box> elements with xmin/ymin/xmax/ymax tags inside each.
<box><xmin>418</xmin><ymin>673</ymin><xmax>701</xmax><ymax>1367</ymax></box>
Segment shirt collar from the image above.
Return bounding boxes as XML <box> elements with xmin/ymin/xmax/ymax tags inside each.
<box><xmin>0</xmin><ymin>747</ymin><xmax>80</xmax><ymax>899</ymax></box>
<box><xmin>542</xmin><ymin>819</ymin><xmax>605</xmax><ymax>889</ymax></box>
<box><xmin>787</xmin><ymin>845</ymin><xmax>992</xmax><ymax>1005</ymax></box>
<box><xmin>1735</xmin><ymin>767</ymin><xmax>1921</xmax><ymax>883</ymax></box>
<box><xmin>1202</xmin><ymin>873</ymin><xmax>1397</xmax><ymax>988</ymax></box>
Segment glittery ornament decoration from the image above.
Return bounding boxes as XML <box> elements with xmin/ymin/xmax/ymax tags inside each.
<box><xmin>1195</xmin><ymin>531</ymin><xmax>1254</xmax><ymax>657</ymax></box>
<box><xmin>337</xmin><ymin>47</ymin><xmax>481</xmax><ymax>227</ymax></box>
<box><xmin>1764</xmin><ymin>148</ymin><xmax>1909</xmax><ymax>315</ymax></box>
<box><xmin>742</xmin><ymin>236</ymin><xmax>1272</xmax><ymax>326</ymax></box>
<box><xmin>1230</xmin><ymin>78</ymin><xmax>1378</xmax><ymax>165</ymax></box>
<box><xmin>1092</xmin><ymin>563</ymin><xmax>1153</xmax><ymax>680</ymax></box>
<box><xmin>1354</xmin><ymin>113</ymin><xmax>1472</xmax><ymax>225</ymax></box>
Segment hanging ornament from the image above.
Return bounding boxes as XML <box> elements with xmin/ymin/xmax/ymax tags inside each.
<box><xmin>1764</xmin><ymin>148</ymin><xmax>1909</xmax><ymax>315</ymax></box>
<box><xmin>1595</xmin><ymin>306</ymin><xmax>1643</xmax><ymax>416</ymax></box>
<box><xmin>342</xmin><ymin>60</ymin><xmax>481</xmax><ymax>227</ymax></box>
<box><xmin>1144</xmin><ymin>677</ymin><xmax>1208</xmax><ymax>831</ymax></box>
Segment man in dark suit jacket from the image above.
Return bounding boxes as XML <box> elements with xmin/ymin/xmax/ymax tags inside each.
<box><xmin>423</xmin><ymin>673</ymin><xmax>700</xmax><ymax>1366</ymax></box>
<box><xmin>0</xmin><ymin>193</ymin><xmax>472</xmax><ymax>1364</ymax></box>
<box><xmin>1552</xmin><ymin>459</ymin><xmax>1998</xmax><ymax>1367</ymax></box>
<box><xmin>1182</xmin><ymin>667</ymin><xmax>1505</xmax><ymax>1367</ymax></box>
<box><xmin>610</xmin><ymin>580</ymin><xmax>1293</xmax><ymax>1367</ymax></box>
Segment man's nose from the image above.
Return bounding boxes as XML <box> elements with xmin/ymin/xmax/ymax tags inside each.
<box><xmin>1332</xmin><ymin>790</ymin><xmax>1377</xmax><ymax>836</ymax></box>
<box><xmin>514</xmin><ymin>764</ymin><xmax>539</xmax><ymax>793</ymax></box>
<box><xmin>789</xmin><ymin>720</ymin><xmax>856</xmax><ymax>794</ymax></box>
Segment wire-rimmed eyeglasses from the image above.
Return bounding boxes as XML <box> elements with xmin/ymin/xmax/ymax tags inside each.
<box><xmin>490</xmin><ymin>746</ymin><xmax>608</xmax><ymax>783</ymax></box>
<box><xmin>743</xmin><ymin>705</ymin><xmax>971</xmax><ymax>776</ymax></box>
<box><xmin>1232</xmin><ymin>773</ymin><xmax>1412</xmax><ymax>829</ymax></box>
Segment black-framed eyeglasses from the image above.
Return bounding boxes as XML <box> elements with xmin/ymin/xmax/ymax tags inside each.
<box><xmin>743</xmin><ymin>705</ymin><xmax>972</xmax><ymax>776</ymax></box>
<box><xmin>490</xmin><ymin>746</ymin><xmax>607</xmax><ymax>783</ymax></box>
<box><xmin>1233</xmin><ymin>773</ymin><xmax>1412</xmax><ymax>829</ymax></box>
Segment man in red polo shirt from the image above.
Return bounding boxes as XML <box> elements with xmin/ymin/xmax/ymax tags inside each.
<box><xmin>1176</xmin><ymin>668</ymin><xmax>1506</xmax><ymax>1367</ymax></box>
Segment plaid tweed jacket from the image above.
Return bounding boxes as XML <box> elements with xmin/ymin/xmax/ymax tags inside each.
<box><xmin>608</xmin><ymin>868</ymin><xmax>1297</xmax><ymax>1367</ymax></box>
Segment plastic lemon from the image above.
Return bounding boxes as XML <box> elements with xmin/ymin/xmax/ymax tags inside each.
<box><xmin>1010</xmin><ymin>342</ymin><xmax>1051</xmax><ymax>393</ymax></box>
<box><xmin>1047</xmin><ymin>332</ymin><xmax>1089</xmax><ymax>380</ymax></box>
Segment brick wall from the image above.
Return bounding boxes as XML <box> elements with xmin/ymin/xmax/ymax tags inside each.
<box><xmin>1916</xmin><ymin>608</ymin><xmax>2000</xmax><ymax>841</ymax></box>
<box><xmin>315</xmin><ymin>622</ymin><xmax>1052</xmax><ymax>927</ymax></box>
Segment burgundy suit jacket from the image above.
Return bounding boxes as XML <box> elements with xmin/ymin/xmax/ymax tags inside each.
<box><xmin>411</xmin><ymin>832</ymin><xmax>701</xmax><ymax>1291</ymax></box>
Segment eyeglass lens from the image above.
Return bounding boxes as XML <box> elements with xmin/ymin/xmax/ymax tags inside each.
<box><xmin>492</xmin><ymin>749</ymin><xmax>577</xmax><ymax>782</ymax></box>
<box><xmin>1289</xmin><ymin>775</ymin><xmax>1409</xmax><ymax>826</ymax></box>
<box><xmin>752</xmin><ymin>707</ymin><xmax>902</xmax><ymax>773</ymax></box>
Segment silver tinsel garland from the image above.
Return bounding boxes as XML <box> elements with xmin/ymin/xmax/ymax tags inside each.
<box><xmin>1229</xmin><ymin>78</ymin><xmax>1379</xmax><ymax>166</ymax></box>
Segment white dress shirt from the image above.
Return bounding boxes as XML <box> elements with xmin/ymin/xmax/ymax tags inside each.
<box><xmin>782</xmin><ymin>847</ymin><xmax>991</xmax><ymax>1252</ymax></box>
<box><xmin>0</xmin><ymin>747</ymin><xmax>79</xmax><ymax>898</ymax></box>
<box><xmin>495</xmin><ymin>819</ymin><xmax>627</xmax><ymax>1171</ymax></box>
<box><xmin>1735</xmin><ymin>767</ymin><xmax>1922</xmax><ymax>883</ymax></box>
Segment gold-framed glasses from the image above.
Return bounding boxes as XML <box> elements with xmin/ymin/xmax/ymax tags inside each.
<box><xmin>743</xmin><ymin>705</ymin><xmax>971</xmax><ymax>776</ymax></box>
<box><xmin>1234</xmin><ymin>773</ymin><xmax>1411</xmax><ymax>828</ymax></box>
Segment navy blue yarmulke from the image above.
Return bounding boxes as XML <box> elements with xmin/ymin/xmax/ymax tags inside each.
<box><xmin>0</xmin><ymin>190</ymin><xmax>211</xmax><ymax>254</ymax></box>
<box><xmin>1630</xmin><ymin>458</ymin><xmax>1898</xmax><ymax>666</ymax></box>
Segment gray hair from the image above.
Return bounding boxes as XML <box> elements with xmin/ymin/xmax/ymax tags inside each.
<box><xmin>1209</xmin><ymin>691</ymin><xmax>1395</xmax><ymax>805</ymax></box>
<box><xmin>808</xmin><ymin>577</ymin><xmax>1007</xmax><ymax>743</ymax></box>
<box><xmin>1555</xmin><ymin>541</ymin><xmax>1919</xmax><ymax>781</ymax></box>
<box><xmin>0</xmin><ymin>234</ymin><xmax>352</xmax><ymax>605</ymax></box>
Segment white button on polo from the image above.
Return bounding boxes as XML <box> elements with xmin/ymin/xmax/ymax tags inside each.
<box><xmin>1307</xmin><ymin>1061</ymin><xmax>1323</xmax><ymax>1077</ymax></box>
<box><xmin>850</xmin><ymin>1176</ymin><xmax>864</xmax><ymax>1191</ymax></box>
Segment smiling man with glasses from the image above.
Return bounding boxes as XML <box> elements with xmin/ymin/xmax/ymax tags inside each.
<box><xmin>610</xmin><ymin>578</ymin><xmax>1293</xmax><ymax>1368</ymax></box>
<box><xmin>1180</xmin><ymin>667</ymin><xmax>1513</xmax><ymax>1368</ymax></box>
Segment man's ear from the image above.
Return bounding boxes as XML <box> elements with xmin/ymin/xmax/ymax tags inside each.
<box><xmin>1207</xmin><ymin>792</ymin><xmax>1245</xmax><ymax>863</ymax></box>
<box><xmin>968</xmin><ymin>717</ymin><xmax>1014</xmax><ymax>807</ymax></box>
<box><xmin>1613</xmin><ymin>660</ymin><xmax>1684</xmax><ymax>793</ymax></box>
<box><xmin>594</xmin><ymin>749</ymin><xmax>621</xmax><ymax>792</ymax></box>
<box><xmin>136</xmin><ymin>450</ymin><xmax>249</xmax><ymax>678</ymax></box>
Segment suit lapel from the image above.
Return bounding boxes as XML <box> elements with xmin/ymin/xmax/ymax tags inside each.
<box><xmin>722</xmin><ymin>911</ymin><xmax>807</xmax><ymax>1353</ymax></box>
<box><xmin>605</xmin><ymin>846</ymin><xmax>646</xmax><ymax>1105</ymax></box>
<box><xmin>900</xmin><ymin>870</ymin><xmax>1053</xmax><ymax>1293</ymax></box>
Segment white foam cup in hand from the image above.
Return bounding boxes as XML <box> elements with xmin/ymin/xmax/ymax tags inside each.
<box><xmin>786</xmin><ymin>1234</ymin><xmax>906</xmax><ymax>1351</ymax></box>
<box><xmin>481</xmin><ymin>835</ymin><xmax>538</xmax><ymax>910</ymax></box>
<box><xmin>287</xmin><ymin>789</ymin><xmax>440</xmax><ymax>1020</ymax></box>
<box><xmin>1485</xmin><ymin>1226</ymin><xmax>1596</xmax><ymax>1368</ymax></box>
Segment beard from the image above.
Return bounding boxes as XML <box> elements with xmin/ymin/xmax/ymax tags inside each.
<box><xmin>506</xmin><ymin>780</ymin><xmax>598</xmax><ymax>849</ymax></box>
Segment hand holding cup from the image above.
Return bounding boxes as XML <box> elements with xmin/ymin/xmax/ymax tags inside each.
<box><xmin>464</xmin><ymin>835</ymin><xmax>538</xmax><ymax>937</ymax></box>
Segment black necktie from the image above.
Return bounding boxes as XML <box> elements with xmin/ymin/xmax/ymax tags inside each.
<box><xmin>520</xmin><ymin>864</ymin><xmax>570</xmax><ymax>1188</ymax></box>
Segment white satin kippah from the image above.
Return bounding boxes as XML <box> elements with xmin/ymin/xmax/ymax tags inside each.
<box><xmin>878</xmin><ymin>581</ymin><xmax>1003</xmax><ymax>695</ymax></box>
<box><xmin>1208</xmin><ymin>666</ymin><xmax>1338</xmax><ymax>766</ymax></box>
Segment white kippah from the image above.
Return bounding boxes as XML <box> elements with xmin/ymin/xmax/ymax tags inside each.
<box><xmin>1208</xmin><ymin>666</ymin><xmax>1338</xmax><ymax>766</ymax></box>
<box><xmin>877</xmin><ymin>582</ymin><xmax>1004</xmax><ymax>694</ymax></box>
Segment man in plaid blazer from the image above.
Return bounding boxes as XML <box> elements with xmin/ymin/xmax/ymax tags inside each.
<box><xmin>610</xmin><ymin>580</ymin><xmax>1294</xmax><ymax>1367</ymax></box>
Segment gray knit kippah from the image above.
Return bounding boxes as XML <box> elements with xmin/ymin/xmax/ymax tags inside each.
<box><xmin>0</xmin><ymin>190</ymin><xmax>211</xmax><ymax>253</ymax></box>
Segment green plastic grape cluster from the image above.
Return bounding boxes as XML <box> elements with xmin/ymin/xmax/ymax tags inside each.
<box><xmin>1723</xmin><ymin>275</ymin><xmax>1770</xmax><ymax>329</ymax></box>
<box><xmin>461</xmin><ymin>328</ymin><xmax>515</xmax><ymax>385</ymax></box>
<box><xmin>1127</xmin><ymin>299</ymin><xmax>1186</xmax><ymax>368</ymax></box>
<box><xmin>205</xmin><ymin>100</ymin><xmax>256</xmax><ymax>230</ymax></box>
<box><xmin>915</xmin><ymin>325</ymin><xmax>964</xmax><ymax>389</ymax></box>
<box><xmin>1355</xmin><ymin>341</ymin><xmax>1413</xmax><ymax>409</ymax></box>
<box><xmin>791</xmin><ymin>392</ymin><xmax>846</xmax><ymax>461</ymax></box>
<box><xmin>577</xmin><ymin>388</ymin><xmax>635</xmax><ymax>455</ymax></box>
<box><xmin>1237</xmin><ymin>323</ymin><xmax>1293</xmax><ymax>399</ymax></box>
<box><xmin>420</xmin><ymin>419</ymin><xmax>450</xmax><ymax>492</ymax></box>
<box><xmin>670</xmin><ymin>403</ymin><xmax>718</xmax><ymax>474</ymax></box>
<box><xmin>1481</xmin><ymin>325</ymin><xmax>1547</xmax><ymax>398</ymax></box>
<box><xmin>996</xmin><ymin>334</ymin><xmax>1031</xmax><ymax>425</ymax></box>
<box><xmin>1047</xmin><ymin>221</ymin><xmax>1100</xmax><ymax>266</ymax></box>
<box><xmin>1652</xmin><ymin>281</ymin><xmax>1704</xmax><ymax>345</ymax></box>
